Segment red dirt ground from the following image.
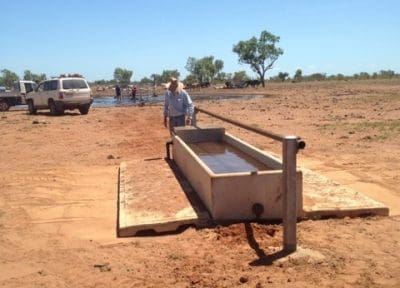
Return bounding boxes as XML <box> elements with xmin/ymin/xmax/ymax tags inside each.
<box><xmin>0</xmin><ymin>79</ymin><xmax>399</xmax><ymax>287</ymax></box>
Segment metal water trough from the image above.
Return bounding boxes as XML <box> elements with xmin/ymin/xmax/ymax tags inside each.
<box><xmin>172</xmin><ymin>126</ymin><xmax>303</xmax><ymax>220</ymax></box>
<box><xmin>167</xmin><ymin>107</ymin><xmax>306</xmax><ymax>253</ymax></box>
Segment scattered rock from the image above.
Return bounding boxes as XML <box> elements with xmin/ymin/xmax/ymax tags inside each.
<box><xmin>32</xmin><ymin>119</ymin><xmax>47</xmax><ymax>125</ymax></box>
<box><xmin>190</xmin><ymin>276</ymin><xmax>201</xmax><ymax>285</ymax></box>
<box><xmin>239</xmin><ymin>275</ymin><xmax>248</xmax><ymax>283</ymax></box>
<box><xmin>266</xmin><ymin>228</ymin><xmax>276</xmax><ymax>237</ymax></box>
<box><xmin>362</xmin><ymin>135</ymin><xmax>372</xmax><ymax>140</ymax></box>
<box><xmin>107</xmin><ymin>154</ymin><xmax>115</xmax><ymax>159</ymax></box>
<box><xmin>38</xmin><ymin>269</ymin><xmax>46</xmax><ymax>276</ymax></box>
<box><xmin>94</xmin><ymin>263</ymin><xmax>111</xmax><ymax>272</ymax></box>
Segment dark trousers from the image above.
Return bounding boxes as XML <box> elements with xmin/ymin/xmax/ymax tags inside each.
<box><xmin>169</xmin><ymin>115</ymin><xmax>185</xmax><ymax>135</ymax></box>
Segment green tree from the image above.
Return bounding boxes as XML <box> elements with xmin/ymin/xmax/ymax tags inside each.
<box><xmin>379</xmin><ymin>70</ymin><xmax>395</xmax><ymax>79</ymax></box>
<box><xmin>278</xmin><ymin>72</ymin><xmax>289</xmax><ymax>82</ymax></box>
<box><xmin>309</xmin><ymin>73</ymin><xmax>326</xmax><ymax>81</ymax></box>
<box><xmin>214</xmin><ymin>72</ymin><xmax>230</xmax><ymax>82</ymax></box>
<box><xmin>160</xmin><ymin>70</ymin><xmax>180</xmax><ymax>83</ymax></box>
<box><xmin>294</xmin><ymin>69</ymin><xmax>302</xmax><ymax>82</ymax></box>
<box><xmin>185</xmin><ymin>56</ymin><xmax>224</xmax><ymax>83</ymax></box>
<box><xmin>232</xmin><ymin>71</ymin><xmax>249</xmax><ymax>83</ymax></box>
<box><xmin>23</xmin><ymin>70</ymin><xmax>46</xmax><ymax>83</ymax></box>
<box><xmin>113</xmin><ymin>68</ymin><xmax>133</xmax><ymax>87</ymax></box>
<box><xmin>336</xmin><ymin>73</ymin><xmax>345</xmax><ymax>81</ymax></box>
<box><xmin>139</xmin><ymin>77</ymin><xmax>154</xmax><ymax>85</ymax></box>
<box><xmin>150</xmin><ymin>74</ymin><xmax>162</xmax><ymax>85</ymax></box>
<box><xmin>93</xmin><ymin>79</ymin><xmax>105</xmax><ymax>85</ymax></box>
<box><xmin>0</xmin><ymin>69</ymin><xmax>19</xmax><ymax>88</ymax></box>
<box><xmin>214</xmin><ymin>59</ymin><xmax>224</xmax><ymax>76</ymax></box>
<box><xmin>23</xmin><ymin>70</ymin><xmax>33</xmax><ymax>81</ymax></box>
<box><xmin>359</xmin><ymin>72</ymin><xmax>370</xmax><ymax>80</ymax></box>
<box><xmin>233</xmin><ymin>30</ymin><xmax>283</xmax><ymax>87</ymax></box>
<box><xmin>183</xmin><ymin>74</ymin><xmax>198</xmax><ymax>85</ymax></box>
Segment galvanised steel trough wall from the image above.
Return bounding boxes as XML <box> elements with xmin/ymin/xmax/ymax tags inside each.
<box><xmin>172</xmin><ymin>126</ymin><xmax>303</xmax><ymax>220</ymax></box>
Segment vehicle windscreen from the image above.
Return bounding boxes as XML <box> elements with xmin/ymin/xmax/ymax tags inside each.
<box><xmin>62</xmin><ymin>79</ymin><xmax>88</xmax><ymax>89</ymax></box>
<box><xmin>24</xmin><ymin>82</ymin><xmax>37</xmax><ymax>93</ymax></box>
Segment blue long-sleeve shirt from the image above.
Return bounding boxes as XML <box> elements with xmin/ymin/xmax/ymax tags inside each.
<box><xmin>163</xmin><ymin>89</ymin><xmax>194</xmax><ymax>118</ymax></box>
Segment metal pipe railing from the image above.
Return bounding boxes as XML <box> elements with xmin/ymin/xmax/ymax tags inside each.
<box><xmin>193</xmin><ymin>106</ymin><xmax>305</xmax><ymax>253</ymax></box>
<box><xmin>194</xmin><ymin>107</ymin><xmax>305</xmax><ymax>149</ymax></box>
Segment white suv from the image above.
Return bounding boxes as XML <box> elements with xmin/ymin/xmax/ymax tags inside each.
<box><xmin>26</xmin><ymin>75</ymin><xmax>93</xmax><ymax>115</ymax></box>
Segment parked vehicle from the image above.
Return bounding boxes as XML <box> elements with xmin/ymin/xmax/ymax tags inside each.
<box><xmin>26</xmin><ymin>75</ymin><xmax>93</xmax><ymax>115</ymax></box>
<box><xmin>0</xmin><ymin>81</ymin><xmax>37</xmax><ymax>111</ymax></box>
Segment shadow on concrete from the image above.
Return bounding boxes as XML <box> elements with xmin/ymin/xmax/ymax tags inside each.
<box><xmin>164</xmin><ymin>157</ymin><xmax>211</xmax><ymax>224</ymax></box>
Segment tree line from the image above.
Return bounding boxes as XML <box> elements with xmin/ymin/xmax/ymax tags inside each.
<box><xmin>269</xmin><ymin>69</ymin><xmax>399</xmax><ymax>83</ymax></box>
<box><xmin>0</xmin><ymin>69</ymin><xmax>46</xmax><ymax>89</ymax></box>
<box><xmin>1</xmin><ymin>30</ymin><xmax>283</xmax><ymax>88</ymax></box>
<box><xmin>1</xmin><ymin>30</ymin><xmax>399</xmax><ymax>89</ymax></box>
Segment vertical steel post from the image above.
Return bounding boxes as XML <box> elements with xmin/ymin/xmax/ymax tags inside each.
<box><xmin>282</xmin><ymin>136</ymin><xmax>298</xmax><ymax>252</ymax></box>
<box><xmin>192</xmin><ymin>109</ymin><xmax>197</xmax><ymax>126</ymax></box>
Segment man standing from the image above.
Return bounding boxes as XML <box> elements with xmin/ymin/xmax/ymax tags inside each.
<box><xmin>115</xmin><ymin>84</ymin><xmax>121</xmax><ymax>102</ymax></box>
<box><xmin>163</xmin><ymin>77</ymin><xmax>194</xmax><ymax>135</ymax></box>
<box><xmin>131</xmin><ymin>85</ymin><xmax>137</xmax><ymax>101</ymax></box>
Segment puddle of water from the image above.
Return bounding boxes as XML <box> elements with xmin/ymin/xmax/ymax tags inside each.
<box><xmin>92</xmin><ymin>94</ymin><xmax>261</xmax><ymax>108</ymax></box>
<box><xmin>8</xmin><ymin>95</ymin><xmax>261</xmax><ymax>110</ymax></box>
<box><xmin>188</xmin><ymin>141</ymin><xmax>271</xmax><ymax>174</ymax></box>
<box><xmin>193</xmin><ymin>94</ymin><xmax>259</xmax><ymax>101</ymax></box>
<box><xmin>92</xmin><ymin>95</ymin><xmax>162</xmax><ymax>107</ymax></box>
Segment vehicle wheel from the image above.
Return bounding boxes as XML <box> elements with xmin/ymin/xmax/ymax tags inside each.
<box><xmin>49</xmin><ymin>100</ymin><xmax>60</xmax><ymax>116</ymax></box>
<box><xmin>79</xmin><ymin>105</ymin><xmax>90</xmax><ymax>115</ymax></box>
<box><xmin>0</xmin><ymin>99</ymin><xmax>10</xmax><ymax>111</ymax></box>
<box><xmin>27</xmin><ymin>100</ymin><xmax>37</xmax><ymax>114</ymax></box>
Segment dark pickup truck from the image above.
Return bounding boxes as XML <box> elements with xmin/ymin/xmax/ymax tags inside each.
<box><xmin>0</xmin><ymin>81</ymin><xmax>37</xmax><ymax>111</ymax></box>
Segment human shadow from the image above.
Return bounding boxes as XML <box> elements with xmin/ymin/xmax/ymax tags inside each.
<box><xmin>244</xmin><ymin>223</ymin><xmax>293</xmax><ymax>266</ymax></box>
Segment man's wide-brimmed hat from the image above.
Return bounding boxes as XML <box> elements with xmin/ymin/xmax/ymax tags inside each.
<box><xmin>165</xmin><ymin>77</ymin><xmax>184</xmax><ymax>92</ymax></box>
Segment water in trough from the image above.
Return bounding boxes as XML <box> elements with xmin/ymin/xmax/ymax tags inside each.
<box><xmin>188</xmin><ymin>141</ymin><xmax>271</xmax><ymax>174</ymax></box>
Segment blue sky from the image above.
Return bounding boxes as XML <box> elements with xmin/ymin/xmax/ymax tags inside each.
<box><xmin>0</xmin><ymin>0</ymin><xmax>399</xmax><ymax>82</ymax></box>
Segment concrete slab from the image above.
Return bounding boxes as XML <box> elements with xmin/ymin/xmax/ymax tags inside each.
<box><xmin>302</xmin><ymin>168</ymin><xmax>389</xmax><ymax>219</ymax></box>
<box><xmin>118</xmin><ymin>160</ymin><xmax>389</xmax><ymax>237</ymax></box>
<box><xmin>118</xmin><ymin>159</ymin><xmax>210</xmax><ymax>237</ymax></box>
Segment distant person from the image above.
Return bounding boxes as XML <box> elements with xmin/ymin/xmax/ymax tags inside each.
<box><xmin>163</xmin><ymin>77</ymin><xmax>194</xmax><ymax>135</ymax></box>
<box><xmin>115</xmin><ymin>84</ymin><xmax>121</xmax><ymax>102</ymax></box>
<box><xmin>131</xmin><ymin>85</ymin><xmax>137</xmax><ymax>101</ymax></box>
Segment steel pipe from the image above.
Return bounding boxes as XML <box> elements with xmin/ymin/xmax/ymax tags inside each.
<box><xmin>195</xmin><ymin>107</ymin><xmax>305</xmax><ymax>150</ymax></box>
<box><xmin>194</xmin><ymin>106</ymin><xmax>305</xmax><ymax>253</ymax></box>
